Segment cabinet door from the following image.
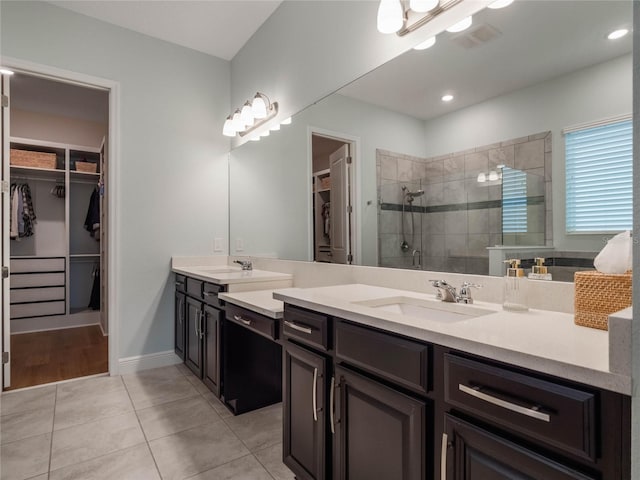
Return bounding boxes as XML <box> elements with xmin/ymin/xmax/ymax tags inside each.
<box><xmin>283</xmin><ymin>342</ymin><xmax>326</xmax><ymax>480</ymax></box>
<box><xmin>185</xmin><ymin>296</ymin><xmax>203</xmax><ymax>378</ymax></box>
<box><xmin>443</xmin><ymin>414</ymin><xmax>597</xmax><ymax>480</ymax></box>
<box><xmin>202</xmin><ymin>304</ymin><xmax>221</xmax><ymax>396</ymax></box>
<box><xmin>174</xmin><ymin>291</ymin><xmax>186</xmax><ymax>360</ymax></box>
<box><xmin>333</xmin><ymin>366</ymin><xmax>425</xmax><ymax>480</ymax></box>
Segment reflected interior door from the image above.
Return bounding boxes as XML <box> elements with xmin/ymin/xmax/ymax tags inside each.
<box><xmin>1</xmin><ymin>72</ymin><xmax>10</xmax><ymax>389</ymax></box>
<box><xmin>329</xmin><ymin>144</ymin><xmax>352</xmax><ymax>264</ymax></box>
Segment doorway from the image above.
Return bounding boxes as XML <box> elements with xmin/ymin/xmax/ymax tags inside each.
<box><xmin>310</xmin><ymin>132</ymin><xmax>356</xmax><ymax>265</ymax></box>
<box><xmin>1</xmin><ymin>70</ymin><xmax>110</xmax><ymax>390</ymax></box>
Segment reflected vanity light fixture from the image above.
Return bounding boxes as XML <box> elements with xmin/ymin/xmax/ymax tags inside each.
<box><xmin>222</xmin><ymin>92</ymin><xmax>279</xmax><ymax>138</ymax></box>
<box><xmin>477</xmin><ymin>168</ymin><xmax>502</xmax><ymax>183</ymax></box>
<box><xmin>377</xmin><ymin>0</ymin><xmax>464</xmax><ymax>36</ymax></box>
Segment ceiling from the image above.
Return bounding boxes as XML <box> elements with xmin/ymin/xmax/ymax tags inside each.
<box><xmin>48</xmin><ymin>1</ymin><xmax>282</xmax><ymax>61</ymax></box>
<box><xmin>338</xmin><ymin>0</ymin><xmax>633</xmax><ymax>121</ymax></box>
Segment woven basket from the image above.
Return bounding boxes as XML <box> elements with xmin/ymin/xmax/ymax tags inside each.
<box><xmin>75</xmin><ymin>161</ymin><xmax>97</xmax><ymax>173</ymax></box>
<box><xmin>574</xmin><ymin>270</ymin><xmax>632</xmax><ymax>330</ymax></box>
<box><xmin>10</xmin><ymin>149</ymin><xmax>57</xmax><ymax>169</ymax></box>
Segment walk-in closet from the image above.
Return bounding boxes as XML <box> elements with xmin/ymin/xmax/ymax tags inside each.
<box><xmin>5</xmin><ymin>73</ymin><xmax>109</xmax><ymax>390</ymax></box>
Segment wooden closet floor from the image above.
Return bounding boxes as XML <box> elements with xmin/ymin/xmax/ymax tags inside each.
<box><xmin>7</xmin><ymin>325</ymin><xmax>108</xmax><ymax>390</ymax></box>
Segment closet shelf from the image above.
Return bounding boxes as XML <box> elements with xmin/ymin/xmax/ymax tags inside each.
<box><xmin>10</xmin><ymin>165</ymin><xmax>64</xmax><ymax>180</ymax></box>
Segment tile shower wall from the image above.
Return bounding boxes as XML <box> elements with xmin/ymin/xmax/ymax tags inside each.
<box><xmin>377</xmin><ymin>132</ymin><xmax>552</xmax><ymax>274</ymax></box>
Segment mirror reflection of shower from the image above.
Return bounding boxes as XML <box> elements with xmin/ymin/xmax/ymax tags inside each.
<box><xmin>400</xmin><ymin>185</ymin><xmax>425</xmax><ymax>255</ymax></box>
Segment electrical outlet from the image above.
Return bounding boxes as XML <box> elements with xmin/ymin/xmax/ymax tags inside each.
<box><xmin>236</xmin><ymin>238</ymin><xmax>244</xmax><ymax>252</ymax></box>
<box><xmin>214</xmin><ymin>237</ymin><xmax>223</xmax><ymax>252</ymax></box>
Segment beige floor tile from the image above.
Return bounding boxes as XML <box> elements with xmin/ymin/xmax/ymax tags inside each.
<box><xmin>175</xmin><ymin>363</ymin><xmax>196</xmax><ymax>377</ymax></box>
<box><xmin>123</xmin><ymin>365</ymin><xmax>184</xmax><ymax>382</ymax></box>
<box><xmin>184</xmin><ymin>375</ymin><xmax>214</xmax><ymax>395</ymax></box>
<box><xmin>49</xmin><ymin>443</ymin><xmax>160</xmax><ymax>480</ymax></box>
<box><xmin>254</xmin><ymin>443</ymin><xmax>295</xmax><ymax>480</ymax></box>
<box><xmin>55</xmin><ymin>376</ymin><xmax>123</xmax><ymax>402</ymax></box>
<box><xmin>136</xmin><ymin>395</ymin><xmax>220</xmax><ymax>440</ymax></box>
<box><xmin>123</xmin><ymin>373</ymin><xmax>200</xmax><ymax>410</ymax></box>
<box><xmin>24</xmin><ymin>475</ymin><xmax>48</xmax><ymax>480</ymax></box>
<box><xmin>50</xmin><ymin>411</ymin><xmax>145</xmax><ymax>471</ymax></box>
<box><xmin>53</xmin><ymin>385</ymin><xmax>133</xmax><ymax>431</ymax></box>
<box><xmin>224</xmin><ymin>403</ymin><xmax>282</xmax><ymax>452</ymax></box>
<box><xmin>201</xmin><ymin>392</ymin><xmax>233</xmax><ymax>419</ymax></box>
<box><xmin>187</xmin><ymin>454</ymin><xmax>273</xmax><ymax>480</ymax></box>
<box><xmin>0</xmin><ymin>433</ymin><xmax>51</xmax><ymax>480</ymax></box>
<box><xmin>0</xmin><ymin>407</ymin><xmax>54</xmax><ymax>445</ymax></box>
<box><xmin>0</xmin><ymin>386</ymin><xmax>56</xmax><ymax>417</ymax></box>
<box><xmin>149</xmin><ymin>421</ymin><xmax>249</xmax><ymax>480</ymax></box>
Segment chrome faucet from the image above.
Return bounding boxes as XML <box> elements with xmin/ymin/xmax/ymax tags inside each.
<box><xmin>412</xmin><ymin>249</ymin><xmax>421</xmax><ymax>269</ymax></box>
<box><xmin>430</xmin><ymin>280</ymin><xmax>482</xmax><ymax>304</ymax></box>
<box><xmin>234</xmin><ymin>259</ymin><xmax>253</xmax><ymax>271</ymax></box>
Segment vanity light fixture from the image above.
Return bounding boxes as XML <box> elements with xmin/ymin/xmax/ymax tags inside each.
<box><xmin>413</xmin><ymin>36</ymin><xmax>436</xmax><ymax>50</ymax></box>
<box><xmin>410</xmin><ymin>0</ymin><xmax>439</xmax><ymax>13</ymax></box>
<box><xmin>0</xmin><ymin>67</ymin><xmax>14</xmax><ymax>75</ymax></box>
<box><xmin>222</xmin><ymin>92</ymin><xmax>279</xmax><ymax>138</ymax></box>
<box><xmin>477</xmin><ymin>172</ymin><xmax>487</xmax><ymax>183</ymax></box>
<box><xmin>446</xmin><ymin>15</ymin><xmax>472</xmax><ymax>33</ymax></box>
<box><xmin>487</xmin><ymin>0</ymin><xmax>513</xmax><ymax>9</ymax></box>
<box><xmin>441</xmin><ymin>94</ymin><xmax>454</xmax><ymax>102</ymax></box>
<box><xmin>607</xmin><ymin>28</ymin><xmax>629</xmax><ymax>40</ymax></box>
<box><xmin>376</xmin><ymin>0</ymin><xmax>464</xmax><ymax>36</ymax></box>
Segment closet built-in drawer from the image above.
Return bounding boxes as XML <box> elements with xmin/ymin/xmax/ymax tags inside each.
<box><xmin>444</xmin><ymin>353</ymin><xmax>597</xmax><ymax>461</ymax></box>
<box><xmin>175</xmin><ymin>274</ymin><xmax>186</xmax><ymax>293</ymax></box>
<box><xmin>335</xmin><ymin>320</ymin><xmax>430</xmax><ymax>395</ymax></box>
<box><xmin>11</xmin><ymin>272</ymin><xmax>65</xmax><ymax>288</ymax></box>
<box><xmin>11</xmin><ymin>301</ymin><xmax>65</xmax><ymax>319</ymax></box>
<box><xmin>283</xmin><ymin>304</ymin><xmax>330</xmax><ymax>351</ymax></box>
<box><xmin>227</xmin><ymin>304</ymin><xmax>278</xmax><ymax>341</ymax></box>
<box><xmin>10</xmin><ymin>257</ymin><xmax>65</xmax><ymax>273</ymax></box>
<box><xmin>186</xmin><ymin>278</ymin><xmax>202</xmax><ymax>298</ymax></box>
<box><xmin>10</xmin><ymin>287</ymin><xmax>65</xmax><ymax>304</ymax></box>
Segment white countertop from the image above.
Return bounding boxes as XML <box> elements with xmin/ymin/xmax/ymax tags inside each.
<box><xmin>219</xmin><ymin>290</ymin><xmax>284</xmax><ymax>319</ymax></box>
<box><xmin>172</xmin><ymin>265</ymin><xmax>292</xmax><ymax>285</ymax></box>
<box><xmin>273</xmin><ymin>284</ymin><xmax>632</xmax><ymax>395</ymax></box>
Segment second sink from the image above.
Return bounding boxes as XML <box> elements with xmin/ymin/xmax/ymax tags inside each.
<box><xmin>354</xmin><ymin>296</ymin><xmax>493</xmax><ymax>323</ymax></box>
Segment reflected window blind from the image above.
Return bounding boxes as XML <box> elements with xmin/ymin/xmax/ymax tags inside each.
<box><xmin>502</xmin><ymin>167</ymin><xmax>527</xmax><ymax>233</ymax></box>
<box><xmin>565</xmin><ymin>119</ymin><xmax>632</xmax><ymax>233</ymax></box>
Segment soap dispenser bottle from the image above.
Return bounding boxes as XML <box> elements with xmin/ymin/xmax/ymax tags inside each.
<box><xmin>503</xmin><ymin>259</ymin><xmax>529</xmax><ymax>312</ymax></box>
<box><xmin>528</xmin><ymin>257</ymin><xmax>552</xmax><ymax>281</ymax></box>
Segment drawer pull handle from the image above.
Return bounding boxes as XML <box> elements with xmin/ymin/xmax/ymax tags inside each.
<box><xmin>441</xmin><ymin>433</ymin><xmax>448</xmax><ymax>480</ymax></box>
<box><xmin>234</xmin><ymin>315</ymin><xmax>251</xmax><ymax>326</ymax></box>
<box><xmin>203</xmin><ymin>292</ymin><xmax>216</xmax><ymax>297</ymax></box>
<box><xmin>312</xmin><ymin>367</ymin><xmax>318</xmax><ymax>422</ymax></box>
<box><xmin>175</xmin><ymin>281</ymin><xmax>184</xmax><ymax>287</ymax></box>
<box><xmin>194</xmin><ymin>309</ymin><xmax>200</xmax><ymax>337</ymax></box>
<box><xmin>284</xmin><ymin>320</ymin><xmax>313</xmax><ymax>335</ymax></box>
<box><xmin>459</xmin><ymin>384</ymin><xmax>550</xmax><ymax>422</ymax></box>
<box><xmin>330</xmin><ymin>376</ymin><xmax>336</xmax><ymax>434</ymax></box>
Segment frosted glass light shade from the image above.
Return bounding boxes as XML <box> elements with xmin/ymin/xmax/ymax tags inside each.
<box><xmin>413</xmin><ymin>36</ymin><xmax>436</xmax><ymax>50</ymax></box>
<box><xmin>251</xmin><ymin>95</ymin><xmax>268</xmax><ymax>119</ymax></box>
<box><xmin>477</xmin><ymin>172</ymin><xmax>486</xmax><ymax>183</ymax></box>
<box><xmin>410</xmin><ymin>0</ymin><xmax>438</xmax><ymax>13</ymax></box>
<box><xmin>377</xmin><ymin>0</ymin><xmax>403</xmax><ymax>34</ymax></box>
<box><xmin>488</xmin><ymin>0</ymin><xmax>513</xmax><ymax>9</ymax></box>
<box><xmin>232</xmin><ymin>110</ymin><xmax>245</xmax><ymax>132</ymax></box>
<box><xmin>488</xmin><ymin>170</ymin><xmax>499</xmax><ymax>181</ymax></box>
<box><xmin>446</xmin><ymin>16</ymin><xmax>472</xmax><ymax>33</ymax></box>
<box><xmin>222</xmin><ymin>117</ymin><xmax>236</xmax><ymax>137</ymax></box>
<box><xmin>240</xmin><ymin>103</ymin><xmax>254</xmax><ymax>126</ymax></box>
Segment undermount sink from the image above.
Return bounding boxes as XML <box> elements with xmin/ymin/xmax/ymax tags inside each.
<box><xmin>195</xmin><ymin>268</ymin><xmax>240</xmax><ymax>274</ymax></box>
<box><xmin>354</xmin><ymin>296</ymin><xmax>493</xmax><ymax>323</ymax></box>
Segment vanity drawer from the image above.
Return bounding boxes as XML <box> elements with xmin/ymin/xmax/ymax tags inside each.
<box><xmin>283</xmin><ymin>304</ymin><xmax>329</xmax><ymax>351</ymax></box>
<box><xmin>175</xmin><ymin>274</ymin><xmax>186</xmax><ymax>293</ymax></box>
<box><xmin>444</xmin><ymin>354</ymin><xmax>597</xmax><ymax>461</ymax></box>
<box><xmin>186</xmin><ymin>278</ymin><xmax>202</xmax><ymax>298</ymax></box>
<box><xmin>335</xmin><ymin>320</ymin><xmax>430</xmax><ymax>395</ymax></box>
<box><xmin>227</xmin><ymin>304</ymin><xmax>277</xmax><ymax>341</ymax></box>
<box><xmin>203</xmin><ymin>282</ymin><xmax>224</xmax><ymax>307</ymax></box>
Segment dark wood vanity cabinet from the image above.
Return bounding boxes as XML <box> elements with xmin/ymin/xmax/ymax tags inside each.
<box><xmin>174</xmin><ymin>290</ymin><xmax>185</xmax><ymax>359</ymax></box>
<box><xmin>202</xmin><ymin>304</ymin><xmax>222</xmax><ymax>395</ymax></box>
<box><xmin>185</xmin><ymin>296</ymin><xmax>203</xmax><ymax>378</ymax></box>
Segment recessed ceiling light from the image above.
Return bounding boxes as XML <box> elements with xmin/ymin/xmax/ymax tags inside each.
<box><xmin>413</xmin><ymin>36</ymin><xmax>436</xmax><ymax>51</ymax></box>
<box><xmin>487</xmin><ymin>0</ymin><xmax>513</xmax><ymax>9</ymax></box>
<box><xmin>441</xmin><ymin>94</ymin><xmax>454</xmax><ymax>102</ymax></box>
<box><xmin>0</xmin><ymin>68</ymin><xmax>14</xmax><ymax>75</ymax></box>
<box><xmin>607</xmin><ymin>28</ymin><xmax>629</xmax><ymax>40</ymax></box>
<box><xmin>446</xmin><ymin>16</ymin><xmax>472</xmax><ymax>33</ymax></box>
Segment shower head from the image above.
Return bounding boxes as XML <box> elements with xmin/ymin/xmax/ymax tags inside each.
<box><xmin>406</xmin><ymin>189</ymin><xmax>425</xmax><ymax>198</ymax></box>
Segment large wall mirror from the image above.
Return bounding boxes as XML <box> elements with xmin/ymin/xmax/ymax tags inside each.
<box><xmin>229</xmin><ymin>0</ymin><xmax>632</xmax><ymax>281</ymax></box>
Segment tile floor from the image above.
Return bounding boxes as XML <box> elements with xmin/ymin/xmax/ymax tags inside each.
<box><xmin>0</xmin><ymin>364</ymin><xmax>295</xmax><ymax>480</ymax></box>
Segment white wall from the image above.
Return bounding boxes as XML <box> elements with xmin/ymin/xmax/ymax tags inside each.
<box><xmin>230</xmin><ymin>0</ymin><xmax>490</xmax><ymax>148</ymax></box>
<box><xmin>1</xmin><ymin>1</ymin><xmax>231</xmax><ymax>358</ymax></box>
<box><xmin>229</xmin><ymin>93</ymin><xmax>426</xmax><ymax>266</ymax></box>
<box><xmin>11</xmin><ymin>109</ymin><xmax>106</xmax><ymax>147</ymax></box>
<box><xmin>422</xmin><ymin>54</ymin><xmax>632</xmax><ymax>252</ymax></box>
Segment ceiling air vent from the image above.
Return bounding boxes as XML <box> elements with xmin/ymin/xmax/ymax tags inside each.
<box><xmin>450</xmin><ymin>23</ymin><xmax>502</xmax><ymax>49</ymax></box>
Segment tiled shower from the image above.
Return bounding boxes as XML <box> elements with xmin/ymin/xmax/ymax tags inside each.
<box><xmin>377</xmin><ymin>132</ymin><xmax>551</xmax><ymax>275</ymax></box>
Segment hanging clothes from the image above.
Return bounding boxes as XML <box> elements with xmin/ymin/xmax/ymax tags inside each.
<box><xmin>88</xmin><ymin>265</ymin><xmax>100</xmax><ymax>310</ymax></box>
<box><xmin>10</xmin><ymin>183</ymin><xmax>37</xmax><ymax>240</ymax></box>
<box><xmin>321</xmin><ymin>201</ymin><xmax>331</xmax><ymax>238</ymax></box>
<box><xmin>84</xmin><ymin>187</ymin><xmax>100</xmax><ymax>240</ymax></box>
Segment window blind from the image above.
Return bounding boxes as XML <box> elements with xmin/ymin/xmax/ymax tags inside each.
<box><xmin>565</xmin><ymin>119</ymin><xmax>632</xmax><ymax>233</ymax></box>
<box><xmin>502</xmin><ymin>167</ymin><xmax>528</xmax><ymax>233</ymax></box>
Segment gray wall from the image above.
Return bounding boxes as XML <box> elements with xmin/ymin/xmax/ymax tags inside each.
<box><xmin>1</xmin><ymin>1</ymin><xmax>231</xmax><ymax>358</ymax></box>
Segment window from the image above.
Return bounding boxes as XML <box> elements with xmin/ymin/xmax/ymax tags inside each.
<box><xmin>502</xmin><ymin>167</ymin><xmax>528</xmax><ymax>233</ymax></box>
<box><xmin>565</xmin><ymin>118</ymin><xmax>632</xmax><ymax>233</ymax></box>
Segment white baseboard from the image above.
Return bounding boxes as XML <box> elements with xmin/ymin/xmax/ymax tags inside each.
<box><xmin>118</xmin><ymin>350</ymin><xmax>182</xmax><ymax>375</ymax></box>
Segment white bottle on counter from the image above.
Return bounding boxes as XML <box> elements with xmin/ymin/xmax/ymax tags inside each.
<box><xmin>503</xmin><ymin>259</ymin><xmax>529</xmax><ymax>312</ymax></box>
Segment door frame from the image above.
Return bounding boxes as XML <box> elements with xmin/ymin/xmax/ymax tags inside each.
<box><xmin>307</xmin><ymin>126</ymin><xmax>361</xmax><ymax>265</ymax></box>
<box><xmin>1</xmin><ymin>56</ymin><xmax>121</xmax><ymax>382</ymax></box>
